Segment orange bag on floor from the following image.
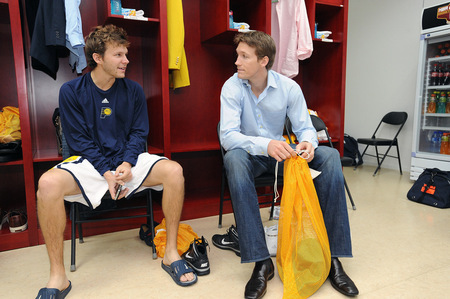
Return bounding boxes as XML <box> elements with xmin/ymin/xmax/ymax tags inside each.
<box><xmin>0</xmin><ymin>106</ymin><xmax>21</xmax><ymax>143</ymax></box>
<box><xmin>153</xmin><ymin>218</ymin><xmax>199</xmax><ymax>258</ymax></box>
<box><xmin>276</xmin><ymin>156</ymin><xmax>331</xmax><ymax>299</ymax></box>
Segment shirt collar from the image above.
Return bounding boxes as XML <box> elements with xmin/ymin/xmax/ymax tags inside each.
<box><xmin>240</xmin><ymin>70</ymin><xmax>278</xmax><ymax>90</ymax></box>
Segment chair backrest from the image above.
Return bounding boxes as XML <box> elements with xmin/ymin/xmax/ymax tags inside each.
<box><xmin>381</xmin><ymin>112</ymin><xmax>408</xmax><ymax>126</ymax></box>
<box><xmin>309</xmin><ymin>115</ymin><xmax>334</xmax><ymax>148</ymax></box>
<box><xmin>284</xmin><ymin>117</ymin><xmax>295</xmax><ymax>144</ymax></box>
<box><xmin>372</xmin><ymin>111</ymin><xmax>408</xmax><ymax>139</ymax></box>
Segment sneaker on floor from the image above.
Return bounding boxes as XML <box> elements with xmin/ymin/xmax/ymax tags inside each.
<box><xmin>182</xmin><ymin>236</ymin><xmax>210</xmax><ymax>276</ymax></box>
<box><xmin>7</xmin><ymin>210</ymin><xmax>28</xmax><ymax>233</ymax></box>
<box><xmin>212</xmin><ymin>224</ymin><xmax>240</xmax><ymax>256</ymax></box>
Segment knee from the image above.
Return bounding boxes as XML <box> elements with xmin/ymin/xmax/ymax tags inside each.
<box><xmin>37</xmin><ymin>171</ymin><xmax>62</xmax><ymax>202</ymax></box>
<box><xmin>223</xmin><ymin>149</ymin><xmax>250</xmax><ymax>172</ymax></box>
<box><xmin>163</xmin><ymin>161</ymin><xmax>185</xmax><ymax>185</ymax></box>
<box><xmin>318</xmin><ymin>147</ymin><xmax>340</xmax><ymax>167</ymax></box>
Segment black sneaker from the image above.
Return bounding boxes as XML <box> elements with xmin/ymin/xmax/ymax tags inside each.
<box><xmin>212</xmin><ymin>225</ymin><xmax>240</xmax><ymax>257</ymax></box>
<box><xmin>182</xmin><ymin>236</ymin><xmax>210</xmax><ymax>276</ymax></box>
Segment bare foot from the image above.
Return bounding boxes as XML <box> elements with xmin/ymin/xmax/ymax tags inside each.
<box><xmin>163</xmin><ymin>250</ymin><xmax>195</xmax><ymax>282</ymax></box>
<box><xmin>47</xmin><ymin>274</ymin><xmax>70</xmax><ymax>291</ymax></box>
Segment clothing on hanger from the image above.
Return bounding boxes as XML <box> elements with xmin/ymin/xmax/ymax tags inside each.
<box><xmin>271</xmin><ymin>0</ymin><xmax>313</xmax><ymax>78</ymax></box>
<box><xmin>167</xmin><ymin>0</ymin><xmax>190</xmax><ymax>89</ymax></box>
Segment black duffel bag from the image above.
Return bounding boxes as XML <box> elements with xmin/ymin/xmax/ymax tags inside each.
<box><xmin>407</xmin><ymin>168</ymin><xmax>450</xmax><ymax>208</ymax></box>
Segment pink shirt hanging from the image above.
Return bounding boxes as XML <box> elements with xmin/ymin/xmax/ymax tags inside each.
<box><xmin>271</xmin><ymin>0</ymin><xmax>313</xmax><ymax>78</ymax></box>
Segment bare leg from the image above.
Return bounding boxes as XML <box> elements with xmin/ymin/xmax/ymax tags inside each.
<box><xmin>143</xmin><ymin>160</ymin><xmax>194</xmax><ymax>282</ymax></box>
<box><xmin>37</xmin><ymin>169</ymin><xmax>79</xmax><ymax>290</ymax></box>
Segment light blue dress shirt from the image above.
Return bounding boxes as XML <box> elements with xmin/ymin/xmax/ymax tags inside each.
<box><xmin>220</xmin><ymin>70</ymin><xmax>318</xmax><ymax>156</ymax></box>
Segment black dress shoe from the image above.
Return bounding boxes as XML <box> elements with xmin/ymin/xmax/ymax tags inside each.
<box><xmin>329</xmin><ymin>258</ymin><xmax>359</xmax><ymax>297</ymax></box>
<box><xmin>244</xmin><ymin>258</ymin><xmax>275</xmax><ymax>299</ymax></box>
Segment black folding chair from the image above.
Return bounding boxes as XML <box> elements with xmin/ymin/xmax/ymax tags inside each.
<box><xmin>217</xmin><ymin>123</ymin><xmax>284</xmax><ymax>228</ymax></box>
<box><xmin>309</xmin><ymin>115</ymin><xmax>356</xmax><ymax>210</ymax></box>
<box><xmin>60</xmin><ymin>132</ymin><xmax>157</xmax><ymax>272</ymax></box>
<box><xmin>355</xmin><ymin>112</ymin><xmax>408</xmax><ymax>176</ymax></box>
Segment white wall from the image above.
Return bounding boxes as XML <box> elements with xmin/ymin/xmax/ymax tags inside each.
<box><xmin>345</xmin><ymin>0</ymin><xmax>428</xmax><ymax>174</ymax></box>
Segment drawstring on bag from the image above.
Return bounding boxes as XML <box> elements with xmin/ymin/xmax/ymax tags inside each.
<box><xmin>273</xmin><ymin>150</ymin><xmax>311</xmax><ymax>204</ymax></box>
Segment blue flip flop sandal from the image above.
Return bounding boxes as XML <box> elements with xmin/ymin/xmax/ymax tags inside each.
<box><xmin>36</xmin><ymin>280</ymin><xmax>72</xmax><ymax>299</ymax></box>
<box><xmin>161</xmin><ymin>260</ymin><xmax>198</xmax><ymax>287</ymax></box>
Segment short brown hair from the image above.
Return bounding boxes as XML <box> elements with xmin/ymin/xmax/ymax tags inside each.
<box><xmin>85</xmin><ymin>24</ymin><xmax>130</xmax><ymax>69</ymax></box>
<box><xmin>233</xmin><ymin>31</ymin><xmax>276</xmax><ymax>70</ymax></box>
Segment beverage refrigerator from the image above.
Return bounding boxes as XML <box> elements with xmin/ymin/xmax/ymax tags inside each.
<box><xmin>411</xmin><ymin>2</ymin><xmax>450</xmax><ymax>180</ymax></box>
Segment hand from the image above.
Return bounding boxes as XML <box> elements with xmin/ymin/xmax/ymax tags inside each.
<box><xmin>103</xmin><ymin>163</ymin><xmax>132</xmax><ymax>200</ymax></box>
<box><xmin>295</xmin><ymin>142</ymin><xmax>315</xmax><ymax>162</ymax></box>
<box><xmin>115</xmin><ymin>162</ymin><xmax>132</xmax><ymax>184</ymax></box>
<box><xmin>267</xmin><ymin>140</ymin><xmax>297</xmax><ymax>162</ymax></box>
<box><xmin>104</xmin><ymin>171</ymin><xmax>125</xmax><ymax>199</ymax></box>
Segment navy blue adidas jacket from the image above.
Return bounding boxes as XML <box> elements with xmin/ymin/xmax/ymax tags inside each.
<box><xmin>59</xmin><ymin>73</ymin><xmax>149</xmax><ymax>175</ymax></box>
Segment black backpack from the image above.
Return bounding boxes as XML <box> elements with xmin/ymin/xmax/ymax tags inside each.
<box><xmin>343</xmin><ymin>134</ymin><xmax>363</xmax><ymax>166</ymax></box>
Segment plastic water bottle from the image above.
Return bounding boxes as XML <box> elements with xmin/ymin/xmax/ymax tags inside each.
<box><xmin>430</xmin><ymin>131</ymin><xmax>440</xmax><ymax>153</ymax></box>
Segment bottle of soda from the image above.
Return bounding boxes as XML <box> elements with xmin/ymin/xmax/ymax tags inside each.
<box><xmin>430</xmin><ymin>63</ymin><xmax>438</xmax><ymax>85</ymax></box>
<box><xmin>438</xmin><ymin>64</ymin><xmax>444</xmax><ymax>85</ymax></box>
<box><xmin>440</xmin><ymin>133</ymin><xmax>449</xmax><ymax>154</ymax></box>
<box><xmin>444</xmin><ymin>64</ymin><xmax>450</xmax><ymax>85</ymax></box>
<box><xmin>437</xmin><ymin>92</ymin><xmax>447</xmax><ymax>113</ymax></box>
<box><xmin>446</xmin><ymin>96</ymin><xmax>450</xmax><ymax>113</ymax></box>
<box><xmin>427</xmin><ymin>93</ymin><xmax>437</xmax><ymax>113</ymax></box>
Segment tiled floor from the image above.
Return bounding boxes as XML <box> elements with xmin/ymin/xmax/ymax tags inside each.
<box><xmin>1</xmin><ymin>166</ymin><xmax>449</xmax><ymax>298</ymax></box>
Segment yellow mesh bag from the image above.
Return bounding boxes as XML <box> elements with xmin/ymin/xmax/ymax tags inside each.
<box><xmin>276</xmin><ymin>156</ymin><xmax>331</xmax><ymax>298</ymax></box>
<box><xmin>0</xmin><ymin>106</ymin><xmax>21</xmax><ymax>143</ymax></box>
<box><xmin>153</xmin><ymin>218</ymin><xmax>199</xmax><ymax>258</ymax></box>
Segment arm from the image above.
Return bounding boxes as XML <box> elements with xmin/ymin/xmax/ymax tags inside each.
<box><xmin>219</xmin><ymin>79</ymin><xmax>272</xmax><ymax>156</ymax></box>
<box><xmin>120</xmin><ymin>85</ymin><xmax>148</xmax><ymax>167</ymax></box>
<box><xmin>286</xmin><ymin>82</ymin><xmax>317</xmax><ymax>162</ymax></box>
<box><xmin>59</xmin><ymin>83</ymin><xmax>112</xmax><ymax>175</ymax></box>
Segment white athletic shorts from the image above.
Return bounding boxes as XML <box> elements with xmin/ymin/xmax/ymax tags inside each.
<box><xmin>54</xmin><ymin>153</ymin><xmax>167</xmax><ymax>209</ymax></box>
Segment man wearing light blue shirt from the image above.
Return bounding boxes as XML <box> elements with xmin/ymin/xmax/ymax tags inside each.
<box><xmin>213</xmin><ymin>31</ymin><xmax>358</xmax><ymax>299</ymax></box>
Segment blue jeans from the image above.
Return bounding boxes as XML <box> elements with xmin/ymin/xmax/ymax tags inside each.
<box><xmin>223</xmin><ymin>146</ymin><xmax>353</xmax><ymax>263</ymax></box>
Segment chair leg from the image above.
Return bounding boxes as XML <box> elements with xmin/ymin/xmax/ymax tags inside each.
<box><xmin>373</xmin><ymin>144</ymin><xmax>396</xmax><ymax>176</ymax></box>
<box><xmin>396</xmin><ymin>144</ymin><xmax>403</xmax><ymax>175</ymax></box>
<box><xmin>77</xmin><ymin>204</ymin><xmax>84</xmax><ymax>244</ymax></box>
<box><xmin>343</xmin><ymin>178</ymin><xmax>356</xmax><ymax>210</ymax></box>
<box><xmin>269</xmin><ymin>196</ymin><xmax>275</xmax><ymax>221</ymax></box>
<box><xmin>372</xmin><ymin>145</ymin><xmax>381</xmax><ymax>176</ymax></box>
<box><xmin>70</xmin><ymin>203</ymin><xmax>77</xmax><ymax>272</ymax></box>
<box><xmin>146</xmin><ymin>190</ymin><xmax>157</xmax><ymax>260</ymax></box>
<box><xmin>355</xmin><ymin>145</ymin><xmax>369</xmax><ymax>170</ymax></box>
<box><xmin>218</xmin><ymin>173</ymin><xmax>226</xmax><ymax>228</ymax></box>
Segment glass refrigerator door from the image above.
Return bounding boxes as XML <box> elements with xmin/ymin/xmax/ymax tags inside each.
<box><xmin>415</xmin><ymin>33</ymin><xmax>450</xmax><ymax>158</ymax></box>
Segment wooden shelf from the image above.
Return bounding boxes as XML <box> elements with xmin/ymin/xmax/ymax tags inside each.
<box><xmin>171</xmin><ymin>142</ymin><xmax>220</xmax><ymax>153</ymax></box>
<box><xmin>0</xmin><ymin>159</ymin><xmax>23</xmax><ymax>166</ymax></box>
<box><xmin>33</xmin><ymin>149</ymin><xmax>62</xmax><ymax>162</ymax></box>
<box><xmin>316</xmin><ymin>0</ymin><xmax>344</xmax><ymax>7</ymax></box>
<box><xmin>0</xmin><ymin>229</ymin><xmax>30</xmax><ymax>251</ymax></box>
<box><xmin>200</xmin><ymin>0</ymin><xmax>269</xmax><ymax>43</ymax></box>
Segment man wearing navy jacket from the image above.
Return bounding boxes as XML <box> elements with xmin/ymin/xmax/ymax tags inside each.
<box><xmin>35</xmin><ymin>25</ymin><xmax>197</xmax><ymax>298</ymax></box>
